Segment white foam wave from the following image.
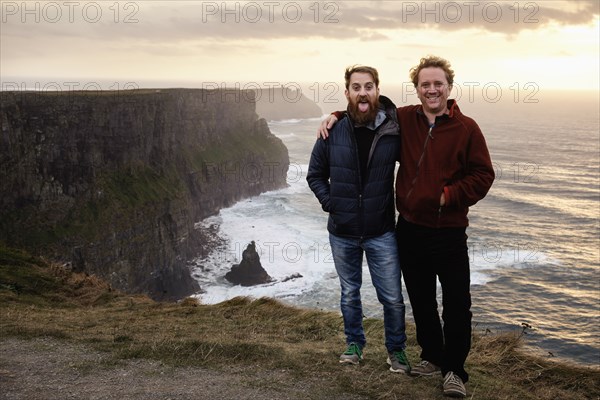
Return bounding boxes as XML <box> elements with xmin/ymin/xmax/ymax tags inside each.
<box><xmin>468</xmin><ymin>243</ymin><xmax>560</xmax><ymax>285</ymax></box>
<box><xmin>269</xmin><ymin>117</ymin><xmax>323</xmax><ymax>124</ymax></box>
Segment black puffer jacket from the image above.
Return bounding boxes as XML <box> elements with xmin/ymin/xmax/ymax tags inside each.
<box><xmin>307</xmin><ymin>96</ymin><xmax>400</xmax><ymax>239</ymax></box>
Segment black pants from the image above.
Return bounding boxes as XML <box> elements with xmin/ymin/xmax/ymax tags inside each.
<box><xmin>396</xmin><ymin>217</ymin><xmax>472</xmax><ymax>383</ymax></box>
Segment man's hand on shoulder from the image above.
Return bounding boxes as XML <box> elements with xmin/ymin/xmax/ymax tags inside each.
<box><xmin>317</xmin><ymin>114</ymin><xmax>339</xmax><ymax>140</ymax></box>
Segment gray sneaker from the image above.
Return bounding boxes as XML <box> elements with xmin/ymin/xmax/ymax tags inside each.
<box><xmin>387</xmin><ymin>350</ymin><xmax>411</xmax><ymax>373</ymax></box>
<box><xmin>443</xmin><ymin>371</ymin><xmax>466</xmax><ymax>398</ymax></box>
<box><xmin>410</xmin><ymin>360</ymin><xmax>441</xmax><ymax>376</ymax></box>
<box><xmin>339</xmin><ymin>343</ymin><xmax>363</xmax><ymax>365</ymax></box>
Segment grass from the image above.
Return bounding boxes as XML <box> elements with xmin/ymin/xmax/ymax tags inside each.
<box><xmin>0</xmin><ymin>245</ymin><xmax>598</xmax><ymax>400</ymax></box>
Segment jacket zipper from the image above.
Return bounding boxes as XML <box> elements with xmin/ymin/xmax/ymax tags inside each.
<box><xmin>405</xmin><ymin>124</ymin><xmax>434</xmax><ymax>202</ymax></box>
<box><xmin>349</xmin><ymin>126</ymin><xmax>364</xmax><ymax>239</ymax></box>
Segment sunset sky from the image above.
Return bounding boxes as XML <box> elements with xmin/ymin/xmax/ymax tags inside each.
<box><xmin>1</xmin><ymin>1</ymin><xmax>599</xmax><ymax>93</ymax></box>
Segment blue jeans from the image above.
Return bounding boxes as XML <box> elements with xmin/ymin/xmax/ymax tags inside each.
<box><xmin>329</xmin><ymin>231</ymin><xmax>407</xmax><ymax>353</ymax></box>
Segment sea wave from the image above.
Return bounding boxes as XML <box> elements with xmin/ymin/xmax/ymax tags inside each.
<box><xmin>269</xmin><ymin>117</ymin><xmax>323</xmax><ymax>124</ymax></box>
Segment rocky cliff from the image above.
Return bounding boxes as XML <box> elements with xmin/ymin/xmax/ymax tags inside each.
<box><xmin>0</xmin><ymin>89</ymin><xmax>289</xmax><ymax>300</ymax></box>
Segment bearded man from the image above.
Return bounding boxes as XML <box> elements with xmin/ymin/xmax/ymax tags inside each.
<box><xmin>307</xmin><ymin>65</ymin><xmax>410</xmax><ymax>373</ymax></box>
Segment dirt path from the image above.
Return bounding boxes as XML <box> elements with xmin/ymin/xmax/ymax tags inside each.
<box><xmin>0</xmin><ymin>338</ymin><xmax>367</xmax><ymax>400</ymax></box>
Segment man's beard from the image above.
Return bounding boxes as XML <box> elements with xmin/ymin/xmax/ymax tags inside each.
<box><xmin>348</xmin><ymin>95</ymin><xmax>380</xmax><ymax>125</ymax></box>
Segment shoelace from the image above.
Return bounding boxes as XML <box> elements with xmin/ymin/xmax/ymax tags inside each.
<box><xmin>445</xmin><ymin>372</ymin><xmax>462</xmax><ymax>386</ymax></box>
<box><xmin>345</xmin><ymin>343</ymin><xmax>361</xmax><ymax>356</ymax></box>
<box><xmin>392</xmin><ymin>351</ymin><xmax>410</xmax><ymax>366</ymax></box>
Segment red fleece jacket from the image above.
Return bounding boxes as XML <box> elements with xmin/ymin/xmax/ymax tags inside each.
<box><xmin>395</xmin><ymin>100</ymin><xmax>494</xmax><ymax>228</ymax></box>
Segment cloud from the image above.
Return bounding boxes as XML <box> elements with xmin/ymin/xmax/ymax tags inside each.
<box><xmin>1</xmin><ymin>0</ymin><xmax>597</xmax><ymax>86</ymax></box>
<box><xmin>128</xmin><ymin>1</ymin><xmax>600</xmax><ymax>38</ymax></box>
<box><xmin>1</xmin><ymin>0</ymin><xmax>598</xmax><ymax>46</ymax></box>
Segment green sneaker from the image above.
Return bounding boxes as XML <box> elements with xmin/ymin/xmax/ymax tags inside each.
<box><xmin>339</xmin><ymin>343</ymin><xmax>363</xmax><ymax>365</ymax></box>
<box><xmin>387</xmin><ymin>349</ymin><xmax>411</xmax><ymax>373</ymax></box>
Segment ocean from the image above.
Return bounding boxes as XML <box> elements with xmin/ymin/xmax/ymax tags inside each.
<box><xmin>192</xmin><ymin>89</ymin><xmax>599</xmax><ymax>367</ymax></box>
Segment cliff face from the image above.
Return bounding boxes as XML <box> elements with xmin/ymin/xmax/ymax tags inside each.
<box><xmin>0</xmin><ymin>89</ymin><xmax>289</xmax><ymax>300</ymax></box>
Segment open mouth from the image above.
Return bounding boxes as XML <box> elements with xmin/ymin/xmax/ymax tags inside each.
<box><xmin>357</xmin><ymin>98</ymin><xmax>370</xmax><ymax>112</ymax></box>
<box><xmin>425</xmin><ymin>95</ymin><xmax>441</xmax><ymax>105</ymax></box>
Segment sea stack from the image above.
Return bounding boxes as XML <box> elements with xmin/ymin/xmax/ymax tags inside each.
<box><xmin>225</xmin><ymin>241</ymin><xmax>273</xmax><ymax>286</ymax></box>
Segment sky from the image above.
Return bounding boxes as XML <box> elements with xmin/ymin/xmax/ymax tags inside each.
<box><xmin>1</xmin><ymin>0</ymin><xmax>599</xmax><ymax>95</ymax></box>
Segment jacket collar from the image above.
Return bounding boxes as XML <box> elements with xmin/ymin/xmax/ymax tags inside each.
<box><xmin>353</xmin><ymin>109</ymin><xmax>387</xmax><ymax>130</ymax></box>
<box><xmin>447</xmin><ymin>99</ymin><xmax>459</xmax><ymax>117</ymax></box>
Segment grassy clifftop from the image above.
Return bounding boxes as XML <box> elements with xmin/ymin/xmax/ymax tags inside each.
<box><xmin>1</xmin><ymin>246</ymin><xmax>598</xmax><ymax>400</ymax></box>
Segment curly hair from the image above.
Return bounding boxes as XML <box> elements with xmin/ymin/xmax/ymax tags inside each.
<box><xmin>409</xmin><ymin>56</ymin><xmax>455</xmax><ymax>87</ymax></box>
